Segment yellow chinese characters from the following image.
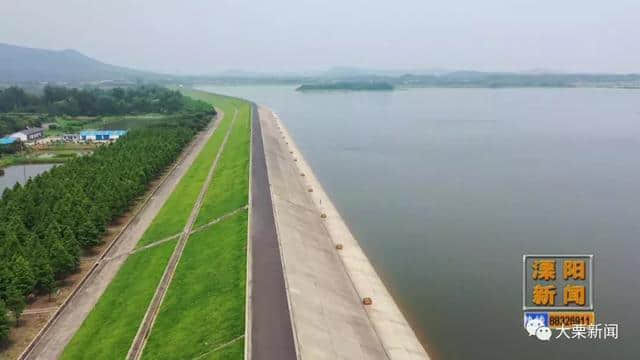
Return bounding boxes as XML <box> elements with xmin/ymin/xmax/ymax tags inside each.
<box><xmin>532</xmin><ymin>259</ymin><xmax>556</xmax><ymax>280</ymax></box>
<box><xmin>564</xmin><ymin>285</ymin><xmax>586</xmax><ymax>306</ymax></box>
<box><xmin>529</xmin><ymin>258</ymin><xmax>589</xmax><ymax>307</ymax></box>
<box><xmin>532</xmin><ymin>284</ymin><xmax>557</xmax><ymax>305</ymax></box>
<box><xmin>563</xmin><ymin>260</ymin><xmax>586</xmax><ymax>280</ymax></box>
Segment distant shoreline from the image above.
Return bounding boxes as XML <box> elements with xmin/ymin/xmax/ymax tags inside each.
<box><xmin>296</xmin><ymin>81</ymin><xmax>394</xmax><ymax>92</ymax></box>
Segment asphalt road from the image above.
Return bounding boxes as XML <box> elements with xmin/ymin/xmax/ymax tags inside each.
<box><xmin>249</xmin><ymin>103</ymin><xmax>297</xmax><ymax>360</ymax></box>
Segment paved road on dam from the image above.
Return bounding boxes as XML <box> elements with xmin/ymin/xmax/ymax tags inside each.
<box><xmin>249</xmin><ymin>103</ymin><xmax>297</xmax><ymax>360</ymax></box>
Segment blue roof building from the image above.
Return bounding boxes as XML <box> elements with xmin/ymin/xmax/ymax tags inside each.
<box><xmin>0</xmin><ymin>137</ymin><xmax>17</xmax><ymax>145</ymax></box>
<box><xmin>79</xmin><ymin>130</ymin><xmax>127</xmax><ymax>141</ymax></box>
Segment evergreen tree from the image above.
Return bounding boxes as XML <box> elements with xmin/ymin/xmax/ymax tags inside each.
<box><xmin>49</xmin><ymin>239</ymin><xmax>75</xmax><ymax>277</ymax></box>
<box><xmin>31</xmin><ymin>243</ymin><xmax>55</xmax><ymax>295</ymax></box>
<box><xmin>0</xmin><ymin>266</ymin><xmax>13</xmax><ymax>302</ymax></box>
<box><xmin>61</xmin><ymin>226</ymin><xmax>80</xmax><ymax>270</ymax></box>
<box><xmin>11</xmin><ymin>255</ymin><xmax>35</xmax><ymax>296</ymax></box>
<box><xmin>5</xmin><ymin>285</ymin><xmax>25</xmax><ymax>323</ymax></box>
<box><xmin>77</xmin><ymin>213</ymin><xmax>99</xmax><ymax>248</ymax></box>
<box><xmin>0</xmin><ymin>300</ymin><xmax>9</xmax><ymax>342</ymax></box>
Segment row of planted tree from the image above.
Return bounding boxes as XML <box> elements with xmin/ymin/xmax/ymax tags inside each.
<box><xmin>0</xmin><ymin>86</ymin><xmax>214</xmax><ymax>342</ymax></box>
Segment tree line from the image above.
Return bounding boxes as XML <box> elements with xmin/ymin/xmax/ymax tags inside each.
<box><xmin>0</xmin><ymin>85</ymin><xmax>186</xmax><ymax>130</ymax></box>
<box><xmin>0</xmin><ymin>87</ymin><xmax>214</xmax><ymax>342</ymax></box>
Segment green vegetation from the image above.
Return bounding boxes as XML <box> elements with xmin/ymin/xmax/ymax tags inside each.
<box><xmin>205</xmin><ymin>340</ymin><xmax>244</xmax><ymax>360</ymax></box>
<box><xmin>0</xmin><ymin>87</ymin><xmax>214</xmax><ymax>342</ymax></box>
<box><xmin>1</xmin><ymin>144</ymin><xmax>95</xmax><ymax>169</ymax></box>
<box><xmin>135</xmin><ymin>109</ymin><xmax>232</xmax><ymax>247</ymax></box>
<box><xmin>61</xmin><ymin>102</ymin><xmax>227</xmax><ymax>358</ymax></box>
<box><xmin>0</xmin><ymin>113</ymin><xmax>43</xmax><ymax>138</ymax></box>
<box><xmin>296</xmin><ymin>81</ymin><xmax>394</xmax><ymax>91</ymax></box>
<box><xmin>1</xmin><ymin>85</ymin><xmax>213</xmax><ymax>138</ymax></box>
<box><xmin>138</xmin><ymin>89</ymin><xmax>251</xmax><ymax>359</ymax></box>
<box><xmin>62</xmin><ymin>90</ymin><xmax>250</xmax><ymax>359</ymax></box>
<box><xmin>0</xmin><ymin>151</ymin><xmax>79</xmax><ymax>169</ymax></box>
<box><xmin>0</xmin><ymin>127</ymin><xmax>195</xmax><ymax>325</ymax></box>
<box><xmin>141</xmin><ymin>211</ymin><xmax>247</xmax><ymax>360</ymax></box>
<box><xmin>0</xmin><ymin>300</ymin><xmax>8</xmax><ymax>341</ymax></box>
<box><xmin>61</xmin><ymin>239</ymin><xmax>177</xmax><ymax>360</ymax></box>
<box><xmin>135</xmin><ymin>91</ymin><xmax>247</xmax><ymax>247</ymax></box>
<box><xmin>0</xmin><ymin>85</ymin><xmax>185</xmax><ymax>119</ymax></box>
<box><xmin>195</xmin><ymin>101</ymin><xmax>251</xmax><ymax>226</ymax></box>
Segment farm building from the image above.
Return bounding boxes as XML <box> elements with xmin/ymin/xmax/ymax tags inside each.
<box><xmin>79</xmin><ymin>130</ymin><xmax>127</xmax><ymax>142</ymax></box>
<box><xmin>62</xmin><ymin>134</ymin><xmax>80</xmax><ymax>142</ymax></box>
<box><xmin>10</xmin><ymin>127</ymin><xmax>44</xmax><ymax>142</ymax></box>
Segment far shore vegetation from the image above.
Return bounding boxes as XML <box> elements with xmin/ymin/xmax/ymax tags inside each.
<box><xmin>296</xmin><ymin>81</ymin><xmax>394</xmax><ymax>91</ymax></box>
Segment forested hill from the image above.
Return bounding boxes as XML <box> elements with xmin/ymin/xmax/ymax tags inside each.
<box><xmin>0</xmin><ymin>43</ymin><xmax>162</xmax><ymax>83</ymax></box>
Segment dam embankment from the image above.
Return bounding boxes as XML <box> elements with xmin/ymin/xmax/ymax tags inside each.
<box><xmin>255</xmin><ymin>105</ymin><xmax>429</xmax><ymax>359</ymax></box>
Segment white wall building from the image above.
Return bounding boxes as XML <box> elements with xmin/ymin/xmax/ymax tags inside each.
<box><xmin>10</xmin><ymin>127</ymin><xmax>44</xmax><ymax>142</ymax></box>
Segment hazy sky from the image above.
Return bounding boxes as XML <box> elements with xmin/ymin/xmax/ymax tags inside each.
<box><xmin>1</xmin><ymin>0</ymin><xmax>639</xmax><ymax>74</ymax></box>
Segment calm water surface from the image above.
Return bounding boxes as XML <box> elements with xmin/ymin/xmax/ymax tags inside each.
<box><xmin>199</xmin><ymin>85</ymin><xmax>640</xmax><ymax>359</ymax></box>
<box><xmin>0</xmin><ymin>164</ymin><xmax>56</xmax><ymax>192</ymax></box>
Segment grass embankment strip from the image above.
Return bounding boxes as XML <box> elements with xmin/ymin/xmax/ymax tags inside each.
<box><xmin>194</xmin><ymin>102</ymin><xmax>251</xmax><ymax>226</ymax></box>
<box><xmin>140</xmin><ymin>211</ymin><xmax>248</xmax><ymax>360</ymax></box>
<box><xmin>60</xmin><ymin>240</ymin><xmax>177</xmax><ymax>360</ymax></box>
<box><xmin>135</xmin><ymin>109</ymin><xmax>231</xmax><ymax>247</ymax></box>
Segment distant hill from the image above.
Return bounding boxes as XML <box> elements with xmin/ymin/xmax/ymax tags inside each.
<box><xmin>0</xmin><ymin>43</ymin><xmax>163</xmax><ymax>83</ymax></box>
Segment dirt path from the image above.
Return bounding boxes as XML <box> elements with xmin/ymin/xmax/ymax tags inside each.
<box><xmin>21</xmin><ymin>308</ymin><xmax>58</xmax><ymax>316</ymax></box>
<box><xmin>19</xmin><ymin>110</ymin><xmax>224</xmax><ymax>360</ymax></box>
<box><xmin>126</xmin><ymin>108</ymin><xmax>239</xmax><ymax>360</ymax></box>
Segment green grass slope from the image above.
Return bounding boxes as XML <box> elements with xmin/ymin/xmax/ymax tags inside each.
<box><xmin>135</xmin><ymin>111</ymin><xmax>231</xmax><ymax>247</ymax></box>
<box><xmin>61</xmin><ymin>239</ymin><xmax>177</xmax><ymax>360</ymax></box>
<box><xmin>195</xmin><ymin>101</ymin><xmax>251</xmax><ymax>226</ymax></box>
<box><xmin>141</xmin><ymin>211</ymin><xmax>248</xmax><ymax>360</ymax></box>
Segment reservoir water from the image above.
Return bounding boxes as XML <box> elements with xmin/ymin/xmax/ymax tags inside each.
<box><xmin>199</xmin><ymin>85</ymin><xmax>640</xmax><ymax>359</ymax></box>
<box><xmin>0</xmin><ymin>164</ymin><xmax>56</xmax><ymax>192</ymax></box>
